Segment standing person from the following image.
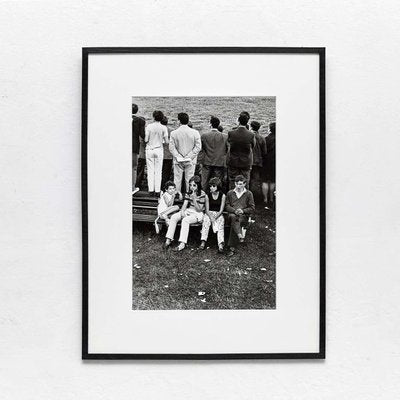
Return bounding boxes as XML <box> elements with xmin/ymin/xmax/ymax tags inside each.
<box><xmin>169</xmin><ymin>112</ymin><xmax>201</xmax><ymax>198</ymax></box>
<box><xmin>226</xmin><ymin>112</ymin><xmax>255</xmax><ymax>189</ymax></box>
<box><xmin>262</xmin><ymin>122</ymin><xmax>276</xmax><ymax>209</ymax></box>
<box><xmin>161</xmin><ymin>116</ymin><xmax>174</xmax><ymax>190</ymax></box>
<box><xmin>225</xmin><ymin>175</ymin><xmax>255</xmax><ymax>257</ymax></box>
<box><xmin>199</xmin><ymin>177</ymin><xmax>226</xmax><ymax>253</ymax></box>
<box><xmin>201</xmin><ymin>116</ymin><xmax>228</xmax><ymax>192</ymax></box>
<box><xmin>132</xmin><ymin>103</ymin><xmax>145</xmax><ymax>194</ymax></box>
<box><xmin>164</xmin><ymin>176</ymin><xmax>206</xmax><ymax>251</ymax></box>
<box><xmin>145</xmin><ymin>110</ymin><xmax>169</xmax><ymax>196</ymax></box>
<box><xmin>249</xmin><ymin>121</ymin><xmax>267</xmax><ymax>198</ymax></box>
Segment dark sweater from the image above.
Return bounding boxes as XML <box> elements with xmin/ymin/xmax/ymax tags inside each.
<box><xmin>225</xmin><ymin>189</ymin><xmax>255</xmax><ymax>215</ymax></box>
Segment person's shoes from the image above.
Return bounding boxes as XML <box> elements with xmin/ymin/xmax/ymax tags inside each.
<box><xmin>227</xmin><ymin>247</ymin><xmax>235</xmax><ymax>257</ymax></box>
<box><xmin>163</xmin><ymin>239</ymin><xmax>171</xmax><ymax>249</ymax></box>
<box><xmin>173</xmin><ymin>243</ymin><xmax>185</xmax><ymax>252</ymax></box>
<box><xmin>198</xmin><ymin>241</ymin><xmax>206</xmax><ymax>250</ymax></box>
<box><xmin>155</xmin><ymin>192</ymin><xmax>161</xmax><ymax>198</ymax></box>
<box><xmin>218</xmin><ymin>244</ymin><xmax>224</xmax><ymax>254</ymax></box>
<box><xmin>132</xmin><ymin>187</ymin><xmax>140</xmax><ymax>195</ymax></box>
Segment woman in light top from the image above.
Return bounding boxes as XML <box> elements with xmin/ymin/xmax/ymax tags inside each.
<box><xmin>145</xmin><ymin>110</ymin><xmax>169</xmax><ymax>196</ymax></box>
<box><xmin>164</xmin><ymin>175</ymin><xmax>206</xmax><ymax>251</ymax></box>
<box><xmin>199</xmin><ymin>177</ymin><xmax>226</xmax><ymax>253</ymax></box>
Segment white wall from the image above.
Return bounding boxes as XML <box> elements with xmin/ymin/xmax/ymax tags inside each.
<box><xmin>1</xmin><ymin>1</ymin><xmax>399</xmax><ymax>399</ymax></box>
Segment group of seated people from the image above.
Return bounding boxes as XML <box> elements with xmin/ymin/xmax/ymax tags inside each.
<box><xmin>132</xmin><ymin>105</ymin><xmax>276</xmax><ymax>209</ymax></box>
<box><xmin>156</xmin><ymin>174</ymin><xmax>254</xmax><ymax>257</ymax></box>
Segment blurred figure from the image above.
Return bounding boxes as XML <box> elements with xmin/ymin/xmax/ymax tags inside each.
<box><xmin>262</xmin><ymin>122</ymin><xmax>276</xmax><ymax>209</ymax></box>
<box><xmin>249</xmin><ymin>121</ymin><xmax>267</xmax><ymax>200</ymax></box>
<box><xmin>132</xmin><ymin>103</ymin><xmax>145</xmax><ymax>194</ymax></box>
<box><xmin>161</xmin><ymin>116</ymin><xmax>174</xmax><ymax>190</ymax></box>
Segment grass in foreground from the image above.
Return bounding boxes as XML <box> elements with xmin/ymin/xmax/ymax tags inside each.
<box><xmin>132</xmin><ymin>203</ymin><xmax>276</xmax><ymax>310</ymax></box>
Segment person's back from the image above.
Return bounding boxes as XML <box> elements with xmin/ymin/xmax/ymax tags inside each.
<box><xmin>202</xmin><ymin>128</ymin><xmax>227</xmax><ymax>167</ymax></box>
<box><xmin>170</xmin><ymin>125</ymin><xmax>201</xmax><ymax>160</ymax></box>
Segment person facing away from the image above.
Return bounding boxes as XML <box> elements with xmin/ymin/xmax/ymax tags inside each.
<box><xmin>145</xmin><ymin>110</ymin><xmax>169</xmax><ymax>196</ymax></box>
<box><xmin>199</xmin><ymin>176</ymin><xmax>226</xmax><ymax>254</ymax></box>
<box><xmin>160</xmin><ymin>116</ymin><xmax>174</xmax><ymax>190</ymax></box>
<box><xmin>226</xmin><ymin>111</ymin><xmax>256</xmax><ymax>189</ymax></box>
<box><xmin>249</xmin><ymin>120</ymin><xmax>267</xmax><ymax>197</ymax></box>
<box><xmin>169</xmin><ymin>112</ymin><xmax>201</xmax><ymax>197</ymax></box>
<box><xmin>225</xmin><ymin>174</ymin><xmax>255</xmax><ymax>257</ymax></box>
<box><xmin>164</xmin><ymin>175</ymin><xmax>206</xmax><ymax>252</ymax></box>
<box><xmin>263</xmin><ymin>121</ymin><xmax>276</xmax><ymax>209</ymax></box>
<box><xmin>201</xmin><ymin>116</ymin><xmax>228</xmax><ymax>192</ymax></box>
<box><xmin>132</xmin><ymin>103</ymin><xmax>145</xmax><ymax>194</ymax></box>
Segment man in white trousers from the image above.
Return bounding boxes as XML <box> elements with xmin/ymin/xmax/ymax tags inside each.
<box><xmin>169</xmin><ymin>112</ymin><xmax>201</xmax><ymax>197</ymax></box>
<box><xmin>145</xmin><ymin>110</ymin><xmax>169</xmax><ymax>196</ymax></box>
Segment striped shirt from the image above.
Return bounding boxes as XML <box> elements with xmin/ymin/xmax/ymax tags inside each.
<box><xmin>184</xmin><ymin>191</ymin><xmax>206</xmax><ymax>211</ymax></box>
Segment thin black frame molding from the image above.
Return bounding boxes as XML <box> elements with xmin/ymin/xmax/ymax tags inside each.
<box><xmin>82</xmin><ymin>47</ymin><xmax>326</xmax><ymax>360</ymax></box>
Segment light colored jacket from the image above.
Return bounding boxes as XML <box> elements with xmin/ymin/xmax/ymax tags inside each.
<box><xmin>169</xmin><ymin>125</ymin><xmax>201</xmax><ymax>164</ymax></box>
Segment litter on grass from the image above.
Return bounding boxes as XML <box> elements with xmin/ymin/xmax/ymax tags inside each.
<box><xmin>198</xmin><ymin>291</ymin><xmax>205</xmax><ymax>296</ymax></box>
<box><xmin>204</xmin><ymin>259</ymin><xmax>211</xmax><ymax>262</ymax></box>
<box><xmin>260</xmin><ymin>268</ymin><xmax>267</xmax><ymax>271</ymax></box>
<box><xmin>164</xmin><ymin>285</ymin><xmax>169</xmax><ymax>288</ymax></box>
<box><xmin>200</xmin><ymin>298</ymin><xmax>206</xmax><ymax>303</ymax></box>
<box><xmin>246</xmin><ymin>268</ymin><xmax>252</xmax><ymax>271</ymax></box>
<box><xmin>135</xmin><ymin>249</ymin><xmax>140</xmax><ymax>253</ymax></box>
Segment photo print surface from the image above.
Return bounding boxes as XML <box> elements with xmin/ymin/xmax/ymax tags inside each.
<box><xmin>132</xmin><ymin>96</ymin><xmax>276</xmax><ymax>310</ymax></box>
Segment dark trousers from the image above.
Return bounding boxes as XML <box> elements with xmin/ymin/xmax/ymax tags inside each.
<box><xmin>136</xmin><ymin>157</ymin><xmax>146</xmax><ymax>189</ymax></box>
<box><xmin>201</xmin><ymin>165</ymin><xmax>226</xmax><ymax>192</ymax></box>
<box><xmin>228</xmin><ymin>166</ymin><xmax>251</xmax><ymax>189</ymax></box>
<box><xmin>227</xmin><ymin>213</ymin><xmax>248</xmax><ymax>248</ymax></box>
<box><xmin>161</xmin><ymin>159</ymin><xmax>173</xmax><ymax>191</ymax></box>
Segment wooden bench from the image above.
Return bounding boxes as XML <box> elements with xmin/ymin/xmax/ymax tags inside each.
<box><xmin>132</xmin><ymin>191</ymin><xmax>253</xmax><ymax>229</ymax></box>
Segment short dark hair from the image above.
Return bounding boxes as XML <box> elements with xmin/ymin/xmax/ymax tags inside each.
<box><xmin>132</xmin><ymin>104</ymin><xmax>138</xmax><ymax>114</ymax></box>
<box><xmin>187</xmin><ymin>122</ymin><xmax>193</xmax><ymax>128</ymax></box>
<box><xmin>161</xmin><ymin>116</ymin><xmax>168</xmax><ymax>126</ymax></box>
<box><xmin>238</xmin><ymin>112</ymin><xmax>250</xmax><ymax>126</ymax></box>
<box><xmin>251</xmin><ymin>121</ymin><xmax>261</xmax><ymax>132</ymax></box>
<box><xmin>178</xmin><ymin>112</ymin><xmax>189</xmax><ymax>125</ymax></box>
<box><xmin>164</xmin><ymin>180</ymin><xmax>175</xmax><ymax>191</ymax></box>
<box><xmin>208</xmin><ymin>177</ymin><xmax>223</xmax><ymax>192</ymax></box>
<box><xmin>210</xmin><ymin>116</ymin><xmax>220</xmax><ymax>129</ymax></box>
<box><xmin>235</xmin><ymin>174</ymin><xmax>246</xmax><ymax>183</ymax></box>
<box><xmin>153</xmin><ymin>110</ymin><xmax>164</xmax><ymax>122</ymax></box>
<box><xmin>217</xmin><ymin>125</ymin><xmax>223</xmax><ymax>132</ymax></box>
<box><xmin>269</xmin><ymin>122</ymin><xmax>276</xmax><ymax>135</ymax></box>
<box><xmin>188</xmin><ymin>175</ymin><xmax>202</xmax><ymax>196</ymax></box>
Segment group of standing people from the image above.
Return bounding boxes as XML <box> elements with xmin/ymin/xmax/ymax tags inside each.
<box><xmin>132</xmin><ymin>104</ymin><xmax>276</xmax><ymax>208</ymax></box>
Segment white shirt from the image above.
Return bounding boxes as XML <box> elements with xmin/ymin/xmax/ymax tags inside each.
<box><xmin>233</xmin><ymin>187</ymin><xmax>247</xmax><ymax>199</ymax></box>
<box><xmin>145</xmin><ymin>122</ymin><xmax>169</xmax><ymax>150</ymax></box>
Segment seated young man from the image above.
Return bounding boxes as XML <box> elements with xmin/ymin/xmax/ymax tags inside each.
<box><xmin>225</xmin><ymin>175</ymin><xmax>255</xmax><ymax>257</ymax></box>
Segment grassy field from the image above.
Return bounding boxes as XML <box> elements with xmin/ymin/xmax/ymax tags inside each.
<box><xmin>132</xmin><ymin>96</ymin><xmax>275</xmax><ymax>135</ymax></box>
<box><xmin>132</xmin><ymin>204</ymin><xmax>276</xmax><ymax>310</ymax></box>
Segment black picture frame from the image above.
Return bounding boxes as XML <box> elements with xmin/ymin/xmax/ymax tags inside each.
<box><xmin>82</xmin><ymin>47</ymin><xmax>326</xmax><ymax>360</ymax></box>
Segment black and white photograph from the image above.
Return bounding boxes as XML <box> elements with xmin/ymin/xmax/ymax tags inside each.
<box><xmin>82</xmin><ymin>48</ymin><xmax>324</xmax><ymax>358</ymax></box>
<box><xmin>132</xmin><ymin>96</ymin><xmax>276</xmax><ymax>310</ymax></box>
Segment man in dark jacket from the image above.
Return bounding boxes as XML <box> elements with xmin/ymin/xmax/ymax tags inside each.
<box><xmin>132</xmin><ymin>103</ymin><xmax>145</xmax><ymax>194</ymax></box>
<box><xmin>225</xmin><ymin>175</ymin><xmax>255</xmax><ymax>256</ymax></box>
<box><xmin>226</xmin><ymin>112</ymin><xmax>255</xmax><ymax>189</ymax></box>
<box><xmin>200</xmin><ymin>116</ymin><xmax>227</xmax><ymax>191</ymax></box>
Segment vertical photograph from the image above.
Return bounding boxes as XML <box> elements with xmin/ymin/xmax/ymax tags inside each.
<box><xmin>132</xmin><ymin>97</ymin><xmax>276</xmax><ymax>310</ymax></box>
